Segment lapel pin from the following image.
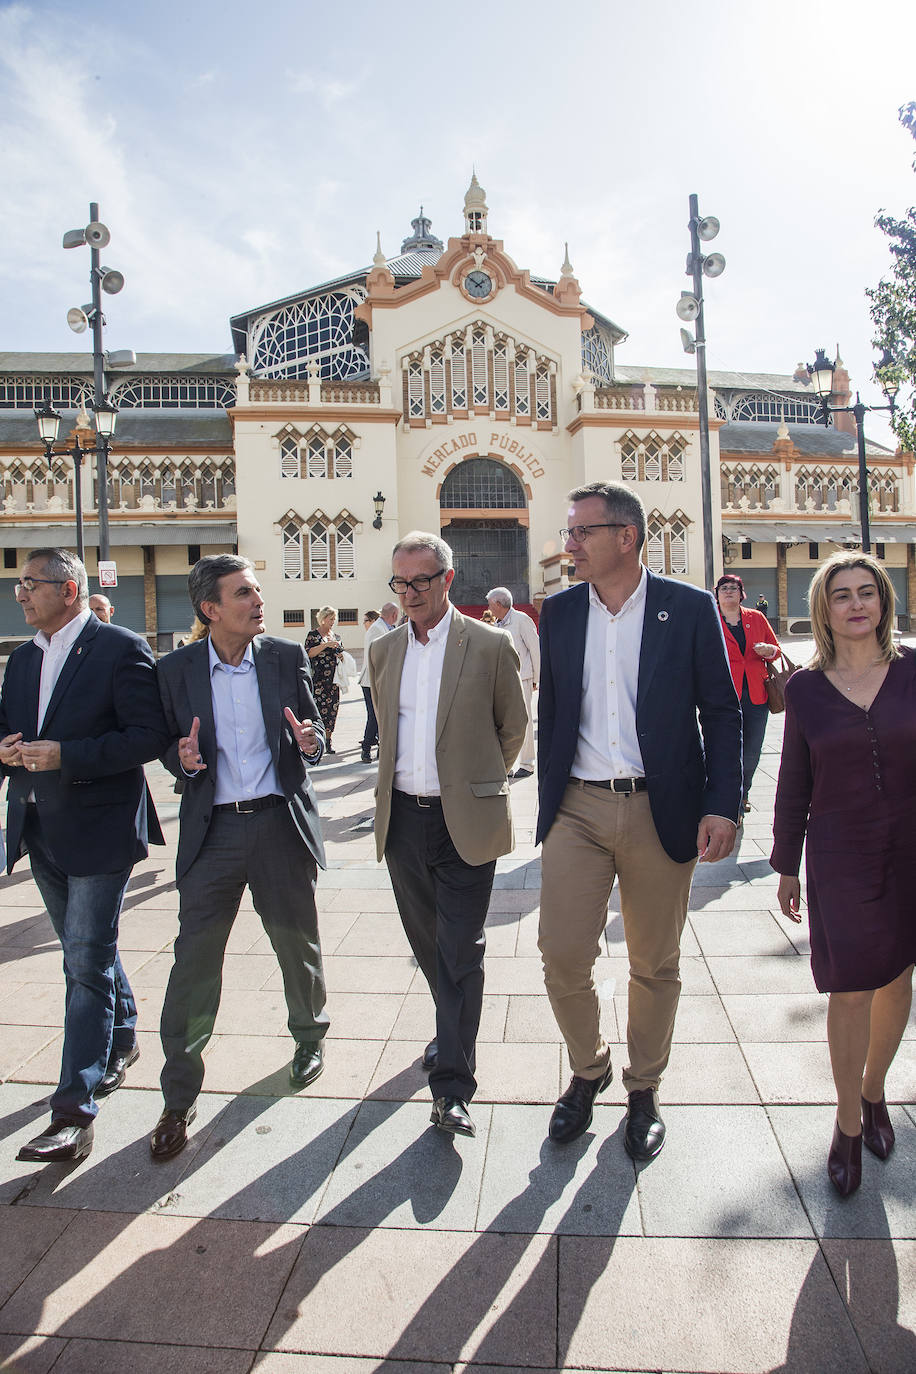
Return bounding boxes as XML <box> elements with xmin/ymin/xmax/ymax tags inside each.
<box><xmin>657</xmin><ymin>610</ymin><xmax>669</xmax><ymax>622</ymax></box>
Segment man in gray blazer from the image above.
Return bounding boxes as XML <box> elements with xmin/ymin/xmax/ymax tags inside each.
<box><xmin>150</xmin><ymin>555</ymin><xmax>329</xmax><ymax>1159</ymax></box>
<box><xmin>486</xmin><ymin>587</ymin><xmax>540</xmax><ymax>777</ymax></box>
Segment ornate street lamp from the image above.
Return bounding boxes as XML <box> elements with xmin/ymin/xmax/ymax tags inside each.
<box><xmin>806</xmin><ymin>349</ymin><xmax>899</xmax><ymax>554</ymax></box>
<box><xmin>372</xmin><ymin>491</ymin><xmax>386</xmax><ymax>530</ymax></box>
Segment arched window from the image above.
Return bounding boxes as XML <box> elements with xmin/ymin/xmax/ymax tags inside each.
<box><xmin>440</xmin><ymin>457</ymin><xmax>527</xmax><ymax>509</ymax></box>
<box><xmin>247</xmin><ymin>287</ymin><xmax>370</xmax><ymax>380</ymax></box>
<box><xmin>493</xmin><ymin>340</ymin><xmax>510</xmax><ymax>411</ymax></box>
<box><xmin>307</xmin><ymin>435</ymin><xmax>328</xmax><ymax>479</ymax></box>
<box><xmin>308</xmin><ymin>519</ymin><xmax>330</xmax><ymax>579</ymax></box>
<box><xmin>332</xmin><ymin>434</ymin><xmax>352</xmax><ymax>479</ymax></box>
<box><xmin>138</xmin><ymin>462</ymin><xmax>157</xmax><ymax>500</ymax></box>
<box><xmin>471</xmin><ymin>329</ymin><xmax>488</xmax><ymax>407</ymax></box>
<box><xmin>646</xmin><ymin>510</ymin><xmax>690</xmax><ymax>574</ymax></box>
<box><xmin>429</xmin><ymin>349</ymin><xmax>446</xmax><ymax>415</ymax></box>
<box><xmin>336</xmin><ymin>519</ymin><xmax>355</xmax><ymax>578</ymax></box>
<box><xmin>646</xmin><ymin>517</ymin><xmax>665</xmax><ymax>574</ymax></box>
<box><xmin>514</xmin><ymin>350</ymin><xmax>530</xmax><ymax>416</ymax></box>
<box><xmin>535</xmin><ymin>363</ymin><xmax>551</xmax><ymax>421</ymax></box>
<box><xmin>199</xmin><ymin>463</ymin><xmax>216</xmax><ymax>506</ymax></box>
<box><xmin>406</xmin><ymin>361</ymin><xmax>424</xmax><ymax>418</ymax></box>
<box><xmin>449</xmin><ymin>342</ymin><xmax>467</xmax><ymax>410</ymax></box>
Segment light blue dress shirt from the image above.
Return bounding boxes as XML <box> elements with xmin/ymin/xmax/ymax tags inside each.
<box><xmin>208</xmin><ymin>639</ymin><xmax>281</xmax><ymax>805</ymax></box>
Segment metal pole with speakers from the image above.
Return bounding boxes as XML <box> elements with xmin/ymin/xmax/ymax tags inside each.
<box><xmin>676</xmin><ymin>196</ymin><xmax>726</xmax><ymax>592</ymax></box>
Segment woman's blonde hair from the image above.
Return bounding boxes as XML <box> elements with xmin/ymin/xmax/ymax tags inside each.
<box><xmin>317</xmin><ymin>606</ymin><xmax>337</xmax><ymax>624</ymax></box>
<box><xmin>184</xmin><ymin>616</ymin><xmax>209</xmax><ymax>643</ymax></box>
<box><xmin>808</xmin><ymin>551</ymin><xmax>900</xmax><ymax>670</ymax></box>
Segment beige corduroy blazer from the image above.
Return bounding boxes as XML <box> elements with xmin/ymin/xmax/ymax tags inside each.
<box><xmin>369</xmin><ymin>607</ymin><xmax>528</xmax><ymax>866</ymax></box>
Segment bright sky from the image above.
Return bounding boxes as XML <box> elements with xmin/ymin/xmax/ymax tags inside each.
<box><xmin>2</xmin><ymin>0</ymin><xmax>914</xmax><ymax>447</ymax></box>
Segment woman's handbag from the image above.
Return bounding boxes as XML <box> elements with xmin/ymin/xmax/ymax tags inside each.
<box><xmin>764</xmin><ymin>650</ymin><xmax>798</xmax><ymax>714</ymax></box>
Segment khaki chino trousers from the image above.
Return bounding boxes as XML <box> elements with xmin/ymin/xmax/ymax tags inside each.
<box><xmin>538</xmin><ymin>781</ymin><xmax>696</xmax><ymax>1094</ymax></box>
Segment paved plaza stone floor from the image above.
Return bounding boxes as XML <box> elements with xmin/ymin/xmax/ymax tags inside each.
<box><xmin>1</xmin><ymin>671</ymin><xmax>915</xmax><ymax>1372</ymax></box>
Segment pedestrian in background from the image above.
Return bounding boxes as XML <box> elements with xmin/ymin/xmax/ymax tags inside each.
<box><xmin>358</xmin><ymin>601</ymin><xmax>398</xmax><ymax>762</ymax></box>
<box><xmin>305</xmin><ymin>606</ymin><xmax>343</xmax><ymax>754</ymax></box>
<box><xmin>714</xmin><ymin>573</ymin><xmax>781</xmax><ymax>814</ymax></box>
<box><xmin>89</xmin><ymin>593</ymin><xmax>114</xmax><ymax>622</ymax></box>
<box><xmin>487</xmin><ymin>587</ymin><xmax>540</xmax><ymax>778</ymax></box>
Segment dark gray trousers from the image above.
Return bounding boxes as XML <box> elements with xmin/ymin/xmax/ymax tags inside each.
<box><xmin>160</xmin><ymin>806</ymin><xmax>328</xmax><ymax>1109</ymax></box>
<box><xmin>384</xmin><ymin>790</ymin><xmax>496</xmax><ymax>1102</ymax></box>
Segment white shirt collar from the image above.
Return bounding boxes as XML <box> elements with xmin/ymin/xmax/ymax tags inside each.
<box><xmin>34</xmin><ymin>607</ymin><xmax>92</xmax><ymax>654</ymax></box>
<box><xmin>588</xmin><ymin>564</ymin><xmax>647</xmax><ymax>619</ymax></box>
<box><xmin>407</xmin><ymin>606</ymin><xmax>452</xmax><ymax>646</ymax></box>
<box><xmin>208</xmin><ymin>637</ymin><xmax>255</xmax><ymax>674</ymax></box>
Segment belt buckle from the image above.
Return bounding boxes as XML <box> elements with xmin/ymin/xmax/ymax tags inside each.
<box><xmin>417</xmin><ymin>795</ymin><xmax>431</xmax><ymax>809</ymax></box>
<box><xmin>234</xmin><ymin>800</ymin><xmax>256</xmax><ymax>814</ymax></box>
<box><xmin>613</xmin><ymin>778</ymin><xmax>634</xmax><ymax>795</ymax></box>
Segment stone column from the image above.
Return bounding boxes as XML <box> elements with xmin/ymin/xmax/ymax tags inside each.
<box><xmin>776</xmin><ymin>543</ymin><xmax>789</xmax><ymax>635</ymax></box>
<box><xmin>143</xmin><ymin>545</ymin><xmax>158</xmax><ymax>648</ymax></box>
<box><xmin>906</xmin><ymin>543</ymin><xmax>916</xmax><ymax>633</ymax></box>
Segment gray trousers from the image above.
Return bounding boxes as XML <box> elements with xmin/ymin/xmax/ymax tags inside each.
<box><xmin>160</xmin><ymin>805</ymin><xmax>328</xmax><ymax>1109</ymax></box>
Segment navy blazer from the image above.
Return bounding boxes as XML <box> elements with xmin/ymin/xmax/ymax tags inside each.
<box><xmin>157</xmin><ymin>635</ymin><xmax>327</xmax><ymax>880</ymax></box>
<box><xmin>536</xmin><ymin>572</ymin><xmax>742</xmax><ymax>863</ymax></box>
<box><xmin>0</xmin><ymin>615</ymin><xmax>169</xmax><ymax>876</ymax></box>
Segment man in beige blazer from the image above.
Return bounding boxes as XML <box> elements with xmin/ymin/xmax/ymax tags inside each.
<box><xmin>370</xmin><ymin>531</ymin><xmax>527</xmax><ymax>1138</ymax></box>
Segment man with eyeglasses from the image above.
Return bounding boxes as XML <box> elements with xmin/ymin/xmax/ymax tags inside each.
<box><xmin>537</xmin><ymin>483</ymin><xmax>741</xmax><ymax>1160</ymax></box>
<box><xmin>369</xmin><ymin>531</ymin><xmax>527</xmax><ymax>1138</ymax></box>
<box><xmin>0</xmin><ymin>549</ymin><xmax>169</xmax><ymax>1163</ymax></box>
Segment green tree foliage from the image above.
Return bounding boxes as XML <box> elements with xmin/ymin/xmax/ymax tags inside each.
<box><xmin>867</xmin><ymin>103</ymin><xmax>916</xmax><ymax>451</ymax></box>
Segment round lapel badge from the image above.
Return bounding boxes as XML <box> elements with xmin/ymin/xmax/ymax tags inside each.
<box><xmin>657</xmin><ymin>610</ymin><xmax>669</xmax><ymax>621</ymax></box>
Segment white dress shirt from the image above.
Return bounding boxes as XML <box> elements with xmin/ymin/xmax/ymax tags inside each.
<box><xmin>393</xmin><ymin>608</ymin><xmax>451</xmax><ymax>796</ymax></box>
<box><xmin>35</xmin><ymin>608</ymin><xmax>93</xmax><ymax>730</ymax></box>
<box><xmin>571</xmin><ymin>567</ymin><xmax>648</xmax><ymax>781</ymax></box>
<box><xmin>208</xmin><ymin>638</ymin><xmax>281</xmax><ymax>804</ymax></box>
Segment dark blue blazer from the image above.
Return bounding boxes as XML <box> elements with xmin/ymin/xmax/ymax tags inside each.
<box><xmin>157</xmin><ymin>635</ymin><xmax>327</xmax><ymax>881</ymax></box>
<box><xmin>536</xmin><ymin>572</ymin><xmax>742</xmax><ymax>863</ymax></box>
<box><xmin>0</xmin><ymin>615</ymin><xmax>169</xmax><ymax>876</ymax></box>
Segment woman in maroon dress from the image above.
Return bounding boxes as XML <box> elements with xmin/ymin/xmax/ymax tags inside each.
<box><xmin>771</xmin><ymin>552</ymin><xmax>916</xmax><ymax>1196</ymax></box>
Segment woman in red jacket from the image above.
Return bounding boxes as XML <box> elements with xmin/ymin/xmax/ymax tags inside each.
<box><xmin>714</xmin><ymin>574</ymin><xmax>781</xmax><ymax>813</ymax></box>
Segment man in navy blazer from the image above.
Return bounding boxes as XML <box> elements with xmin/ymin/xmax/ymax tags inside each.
<box><xmin>537</xmin><ymin>483</ymin><xmax>741</xmax><ymax>1160</ymax></box>
<box><xmin>0</xmin><ymin>548</ymin><xmax>168</xmax><ymax>1163</ymax></box>
<box><xmin>150</xmin><ymin>555</ymin><xmax>329</xmax><ymax>1160</ymax></box>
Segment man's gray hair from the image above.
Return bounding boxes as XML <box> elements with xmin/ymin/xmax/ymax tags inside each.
<box><xmin>188</xmin><ymin>554</ymin><xmax>253</xmax><ymax>625</ymax></box>
<box><xmin>392</xmin><ymin>530</ymin><xmax>453</xmax><ymax>572</ymax></box>
<box><xmin>28</xmin><ymin>548</ymin><xmax>88</xmax><ymax>605</ymax></box>
<box><xmin>568</xmin><ymin>481</ymin><xmax>647</xmax><ymax>551</ymax></box>
<box><xmin>486</xmin><ymin>586</ymin><xmax>513</xmax><ymax>609</ymax></box>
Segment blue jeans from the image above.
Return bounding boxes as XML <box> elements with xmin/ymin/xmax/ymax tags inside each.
<box><xmin>24</xmin><ymin>810</ymin><xmax>135</xmax><ymax>1124</ymax></box>
<box><xmin>740</xmin><ymin>685</ymin><xmax>770</xmax><ymax>805</ymax></box>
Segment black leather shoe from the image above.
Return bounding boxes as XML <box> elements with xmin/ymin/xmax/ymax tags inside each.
<box><xmin>96</xmin><ymin>1043</ymin><xmax>140</xmax><ymax>1098</ymax></box>
<box><xmin>290</xmin><ymin>1041</ymin><xmax>324</xmax><ymax>1087</ymax></box>
<box><xmin>17</xmin><ymin>1118</ymin><xmax>94</xmax><ymax>1163</ymax></box>
<box><xmin>514</xmin><ymin>767</ymin><xmax>533</xmax><ymax>779</ymax></box>
<box><xmin>360</xmin><ymin>750</ymin><xmax>372</xmax><ymax>763</ymax></box>
<box><xmin>421</xmin><ymin>1039</ymin><xmax>438</xmax><ymax>1071</ymax></box>
<box><xmin>430</xmin><ymin>1097</ymin><xmax>475</xmax><ymax>1137</ymax></box>
<box><xmin>150</xmin><ymin>1106</ymin><xmax>197</xmax><ymax>1161</ymax></box>
<box><xmin>624</xmin><ymin>1088</ymin><xmax>666</xmax><ymax>1161</ymax></box>
<box><xmin>549</xmin><ymin>1063</ymin><xmax>613</xmax><ymax>1144</ymax></box>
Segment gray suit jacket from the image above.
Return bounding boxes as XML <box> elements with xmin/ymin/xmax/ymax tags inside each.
<box><xmin>158</xmin><ymin>635</ymin><xmax>326</xmax><ymax>880</ymax></box>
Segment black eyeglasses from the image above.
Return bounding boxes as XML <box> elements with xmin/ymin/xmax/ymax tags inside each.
<box><xmin>388</xmin><ymin>569</ymin><xmax>447</xmax><ymax>595</ymax></box>
<box><xmin>560</xmin><ymin>523</ymin><xmax>629</xmax><ymax>543</ymax></box>
<box><xmin>14</xmin><ymin>577</ymin><xmax>67</xmax><ymax>595</ymax></box>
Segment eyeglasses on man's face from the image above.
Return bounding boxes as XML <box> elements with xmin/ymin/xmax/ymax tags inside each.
<box><xmin>561</xmin><ymin>523</ymin><xmax>629</xmax><ymax>544</ymax></box>
<box><xmin>388</xmin><ymin>569</ymin><xmax>447</xmax><ymax>595</ymax></box>
<box><xmin>14</xmin><ymin>577</ymin><xmax>68</xmax><ymax>596</ymax></box>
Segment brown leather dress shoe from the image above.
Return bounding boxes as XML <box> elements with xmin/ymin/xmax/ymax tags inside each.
<box><xmin>96</xmin><ymin>1043</ymin><xmax>140</xmax><ymax>1098</ymax></box>
<box><xmin>290</xmin><ymin>1042</ymin><xmax>324</xmax><ymax>1087</ymax></box>
<box><xmin>150</xmin><ymin>1106</ymin><xmax>197</xmax><ymax>1161</ymax></box>
<box><xmin>549</xmin><ymin>1064</ymin><xmax>613</xmax><ymax>1144</ymax></box>
<box><xmin>430</xmin><ymin>1097</ymin><xmax>475</xmax><ymax>1137</ymax></box>
<box><xmin>17</xmin><ymin>1118</ymin><xmax>94</xmax><ymax>1163</ymax></box>
<box><xmin>624</xmin><ymin>1088</ymin><xmax>666</xmax><ymax>1161</ymax></box>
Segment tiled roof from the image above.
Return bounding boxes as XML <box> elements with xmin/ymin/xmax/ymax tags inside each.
<box><xmin>0</xmin><ymin>353</ymin><xmax>234</xmax><ymax>375</ymax></box>
<box><xmin>719</xmin><ymin>421</ymin><xmax>894</xmax><ymax>459</ymax></box>
<box><xmin>0</xmin><ymin>409</ymin><xmax>232</xmax><ymax>447</ymax></box>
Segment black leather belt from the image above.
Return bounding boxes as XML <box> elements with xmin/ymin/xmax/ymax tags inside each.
<box><xmin>393</xmin><ymin>789</ymin><xmax>443</xmax><ymax>809</ymax></box>
<box><xmin>213</xmin><ymin>795</ymin><xmax>284</xmax><ymax>814</ymax></box>
<box><xmin>581</xmin><ymin>777</ymin><xmax>647</xmax><ymax>794</ymax></box>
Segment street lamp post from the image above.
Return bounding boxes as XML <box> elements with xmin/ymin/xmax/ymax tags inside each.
<box><xmin>676</xmin><ymin>194</ymin><xmax>727</xmax><ymax>591</ymax></box>
<box><xmin>62</xmin><ymin>202</ymin><xmax>134</xmax><ymax>561</ymax></box>
<box><xmin>806</xmin><ymin>349</ymin><xmax>899</xmax><ymax>555</ymax></box>
<box><xmin>34</xmin><ymin>402</ymin><xmax>97</xmax><ymax>560</ymax></box>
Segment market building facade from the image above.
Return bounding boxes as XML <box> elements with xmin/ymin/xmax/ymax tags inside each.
<box><xmin>1</xmin><ymin>177</ymin><xmax>912</xmax><ymax>649</ymax></box>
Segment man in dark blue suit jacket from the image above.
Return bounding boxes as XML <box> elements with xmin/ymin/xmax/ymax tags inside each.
<box><xmin>150</xmin><ymin>555</ymin><xmax>329</xmax><ymax>1160</ymax></box>
<box><xmin>0</xmin><ymin>548</ymin><xmax>168</xmax><ymax>1163</ymax></box>
<box><xmin>537</xmin><ymin>483</ymin><xmax>741</xmax><ymax>1160</ymax></box>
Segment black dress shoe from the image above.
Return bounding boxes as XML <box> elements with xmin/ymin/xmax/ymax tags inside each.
<box><xmin>514</xmin><ymin>767</ymin><xmax>533</xmax><ymax>778</ymax></box>
<box><xmin>624</xmin><ymin>1088</ymin><xmax>666</xmax><ymax>1161</ymax></box>
<box><xmin>17</xmin><ymin>1118</ymin><xmax>94</xmax><ymax>1164</ymax></box>
<box><xmin>290</xmin><ymin>1041</ymin><xmax>324</xmax><ymax>1087</ymax></box>
<box><xmin>430</xmin><ymin>1097</ymin><xmax>475</xmax><ymax>1137</ymax></box>
<box><xmin>96</xmin><ymin>1043</ymin><xmax>140</xmax><ymax>1098</ymax></box>
<box><xmin>150</xmin><ymin>1106</ymin><xmax>197</xmax><ymax>1161</ymax></box>
<box><xmin>549</xmin><ymin>1063</ymin><xmax>613</xmax><ymax>1144</ymax></box>
<box><xmin>862</xmin><ymin>1094</ymin><xmax>895</xmax><ymax>1159</ymax></box>
<box><xmin>421</xmin><ymin>1039</ymin><xmax>438</xmax><ymax>1071</ymax></box>
<box><xmin>828</xmin><ymin>1119</ymin><xmax>863</xmax><ymax>1196</ymax></box>
<box><xmin>360</xmin><ymin>750</ymin><xmax>372</xmax><ymax>763</ymax></box>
